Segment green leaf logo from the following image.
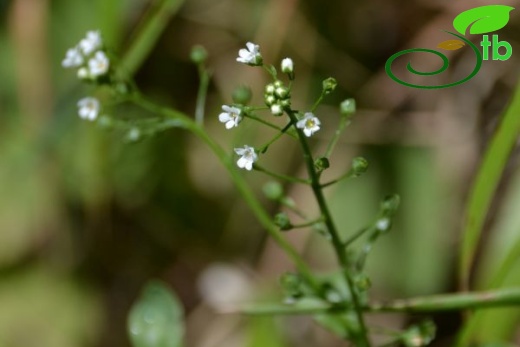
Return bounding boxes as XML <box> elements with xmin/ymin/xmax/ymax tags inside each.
<box><xmin>453</xmin><ymin>5</ymin><xmax>515</xmax><ymax>35</ymax></box>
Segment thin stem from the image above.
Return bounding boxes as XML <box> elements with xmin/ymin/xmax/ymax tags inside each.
<box><xmin>238</xmin><ymin>288</ymin><xmax>520</xmax><ymax>315</ymax></box>
<box><xmin>292</xmin><ymin>217</ymin><xmax>325</xmax><ymax>229</ymax></box>
<box><xmin>243</xmin><ymin>113</ymin><xmax>297</xmax><ymax>139</ymax></box>
<box><xmin>324</xmin><ymin>115</ymin><xmax>351</xmax><ymax>158</ymax></box>
<box><xmin>254</xmin><ymin>164</ymin><xmax>311</xmax><ymax>185</ymax></box>
<box><xmin>129</xmin><ymin>93</ymin><xmax>320</xmax><ymax>292</ymax></box>
<box><xmin>321</xmin><ymin>169</ymin><xmax>356</xmax><ymax>188</ymax></box>
<box><xmin>258</xmin><ymin>122</ymin><xmax>293</xmax><ymax>152</ymax></box>
<box><xmin>311</xmin><ymin>92</ymin><xmax>325</xmax><ymax>112</ymax></box>
<box><xmin>285</xmin><ymin>108</ymin><xmax>371</xmax><ymax>346</ymax></box>
<box><xmin>280</xmin><ymin>197</ymin><xmax>307</xmax><ymax>219</ymax></box>
<box><xmin>344</xmin><ymin>227</ymin><xmax>372</xmax><ymax>247</ymax></box>
<box><xmin>195</xmin><ymin>65</ymin><xmax>210</xmax><ymax>125</ymax></box>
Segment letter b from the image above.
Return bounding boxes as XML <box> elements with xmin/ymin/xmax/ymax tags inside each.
<box><xmin>492</xmin><ymin>35</ymin><xmax>512</xmax><ymax>61</ymax></box>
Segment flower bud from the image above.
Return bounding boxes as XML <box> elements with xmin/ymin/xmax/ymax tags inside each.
<box><xmin>265</xmin><ymin>83</ymin><xmax>275</xmax><ymax>94</ymax></box>
<box><xmin>263</xmin><ymin>181</ymin><xmax>283</xmax><ymax>200</ymax></box>
<box><xmin>322</xmin><ymin>77</ymin><xmax>337</xmax><ymax>95</ymax></box>
<box><xmin>340</xmin><ymin>98</ymin><xmax>356</xmax><ymax>115</ymax></box>
<box><xmin>77</xmin><ymin>67</ymin><xmax>89</xmax><ymax>79</ymax></box>
<box><xmin>280</xmin><ymin>273</ymin><xmax>304</xmax><ymax>299</ymax></box>
<box><xmin>274</xmin><ymin>212</ymin><xmax>292</xmax><ymax>231</ymax></box>
<box><xmin>232</xmin><ymin>86</ymin><xmax>252</xmax><ymax>105</ymax></box>
<box><xmin>314</xmin><ymin>157</ymin><xmax>330</xmax><ymax>173</ymax></box>
<box><xmin>265</xmin><ymin>95</ymin><xmax>276</xmax><ymax>106</ymax></box>
<box><xmin>190</xmin><ymin>45</ymin><xmax>208</xmax><ymax>64</ymax></box>
<box><xmin>375</xmin><ymin>218</ymin><xmax>391</xmax><ymax>232</ymax></box>
<box><xmin>351</xmin><ymin>157</ymin><xmax>368</xmax><ymax>176</ymax></box>
<box><xmin>275</xmin><ymin>86</ymin><xmax>289</xmax><ymax>99</ymax></box>
<box><xmin>270</xmin><ymin>103</ymin><xmax>284</xmax><ymax>116</ymax></box>
<box><xmin>281</xmin><ymin>58</ymin><xmax>294</xmax><ymax>80</ymax></box>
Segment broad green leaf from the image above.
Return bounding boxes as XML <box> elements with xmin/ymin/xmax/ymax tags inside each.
<box><xmin>453</xmin><ymin>5</ymin><xmax>514</xmax><ymax>35</ymax></box>
<box><xmin>437</xmin><ymin>40</ymin><xmax>465</xmax><ymax>50</ymax></box>
<box><xmin>128</xmin><ymin>280</ymin><xmax>184</xmax><ymax>347</ymax></box>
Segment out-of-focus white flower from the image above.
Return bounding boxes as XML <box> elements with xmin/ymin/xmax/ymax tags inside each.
<box><xmin>88</xmin><ymin>51</ymin><xmax>110</xmax><ymax>77</ymax></box>
<box><xmin>62</xmin><ymin>47</ymin><xmax>83</xmax><ymax>68</ymax></box>
<box><xmin>376</xmin><ymin>218</ymin><xmax>390</xmax><ymax>231</ymax></box>
<box><xmin>296</xmin><ymin>112</ymin><xmax>320</xmax><ymax>137</ymax></box>
<box><xmin>77</xmin><ymin>67</ymin><xmax>89</xmax><ymax>79</ymax></box>
<box><xmin>218</xmin><ymin>105</ymin><xmax>242</xmax><ymax>129</ymax></box>
<box><xmin>234</xmin><ymin>145</ymin><xmax>257</xmax><ymax>171</ymax></box>
<box><xmin>270</xmin><ymin>104</ymin><xmax>283</xmax><ymax>116</ymax></box>
<box><xmin>281</xmin><ymin>58</ymin><xmax>294</xmax><ymax>75</ymax></box>
<box><xmin>77</xmin><ymin>97</ymin><xmax>100</xmax><ymax>121</ymax></box>
<box><xmin>236</xmin><ymin>42</ymin><xmax>262</xmax><ymax>65</ymax></box>
<box><xmin>79</xmin><ymin>30</ymin><xmax>102</xmax><ymax>55</ymax></box>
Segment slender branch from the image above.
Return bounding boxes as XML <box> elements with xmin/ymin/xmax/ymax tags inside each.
<box><xmin>344</xmin><ymin>227</ymin><xmax>371</xmax><ymax>247</ymax></box>
<box><xmin>311</xmin><ymin>91</ymin><xmax>325</xmax><ymax>112</ymax></box>
<box><xmin>237</xmin><ymin>288</ymin><xmax>520</xmax><ymax>316</ymax></box>
<box><xmin>285</xmin><ymin>108</ymin><xmax>371</xmax><ymax>347</ymax></box>
<box><xmin>254</xmin><ymin>164</ymin><xmax>310</xmax><ymax>184</ymax></box>
<box><xmin>321</xmin><ymin>169</ymin><xmax>356</xmax><ymax>188</ymax></box>
<box><xmin>324</xmin><ymin>115</ymin><xmax>351</xmax><ymax>159</ymax></box>
<box><xmin>292</xmin><ymin>217</ymin><xmax>325</xmax><ymax>229</ymax></box>
<box><xmin>129</xmin><ymin>93</ymin><xmax>320</xmax><ymax>292</ymax></box>
<box><xmin>243</xmin><ymin>113</ymin><xmax>297</xmax><ymax>139</ymax></box>
<box><xmin>258</xmin><ymin>122</ymin><xmax>293</xmax><ymax>153</ymax></box>
<box><xmin>195</xmin><ymin>65</ymin><xmax>210</xmax><ymax>125</ymax></box>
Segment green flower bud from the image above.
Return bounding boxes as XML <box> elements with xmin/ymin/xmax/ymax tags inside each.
<box><xmin>232</xmin><ymin>86</ymin><xmax>252</xmax><ymax>105</ymax></box>
<box><xmin>274</xmin><ymin>80</ymin><xmax>283</xmax><ymax>88</ymax></box>
<box><xmin>274</xmin><ymin>212</ymin><xmax>292</xmax><ymax>231</ymax></box>
<box><xmin>265</xmin><ymin>94</ymin><xmax>276</xmax><ymax>106</ymax></box>
<box><xmin>190</xmin><ymin>45</ymin><xmax>208</xmax><ymax>64</ymax></box>
<box><xmin>322</xmin><ymin>77</ymin><xmax>337</xmax><ymax>95</ymax></box>
<box><xmin>281</xmin><ymin>58</ymin><xmax>295</xmax><ymax>80</ymax></box>
<box><xmin>275</xmin><ymin>86</ymin><xmax>289</xmax><ymax>99</ymax></box>
<box><xmin>354</xmin><ymin>274</ymin><xmax>372</xmax><ymax>291</ymax></box>
<box><xmin>280</xmin><ymin>99</ymin><xmax>291</xmax><ymax>108</ymax></box>
<box><xmin>265</xmin><ymin>83</ymin><xmax>275</xmax><ymax>94</ymax></box>
<box><xmin>340</xmin><ymin>98</ymin><xmax>356</xmax><ymax>115</ymax></box>
<box><xmin>263</xmin><ymin>181</ymin><xmax>283</xmax><ymax>200</ymax></box>
<box><xmin>351</xmin><ymin>157</ymin><xmax>368</xmax><ymax>176</ymax></box>
<box><xmin>381</xmin><ymin>194</ymin><xmax>400</xmax><ymax>216</ymax></box>
<box><xmin>401</xmin><ymin>321</ymin><xmax>436</xmax><ymax>347</ymax></box>
<box><xmin>314</xmin><ymin>157</ymin><xmax>330</xmax><ymax>173</ymax></box>
<box><xmin>270</xmin><ymin>103</ymin><xmax>284</xmax><ymax>116</ymax></box>
<box><xmin>127</xmin><ymin>127</ymin><xmax>141</xmax><ymax>142</ymax></box>
<box><xmin>280</xmin><ymin>273</ymin><xmax>304</xmax><ymax>298</ymax></box>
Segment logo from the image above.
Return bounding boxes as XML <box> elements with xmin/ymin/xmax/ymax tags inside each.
<box><xmin>385</xmin><ymin>5</ymin><xmax>514</xmax><ymax>89</ymax></box>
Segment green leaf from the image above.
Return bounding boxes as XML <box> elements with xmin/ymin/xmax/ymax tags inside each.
<box><xmin>453</xmin><ymin>5</ymin><xmax>514</xmax><ymax>35</ymax></box>
<box><xmin>128</xmin><ymin>280</ymin><xmax>184</xmax><ymax>347</ymax></box>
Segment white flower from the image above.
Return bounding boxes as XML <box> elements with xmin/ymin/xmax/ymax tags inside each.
<box><xmin>376</xmin><ymin>218</ymin><xmax>390</xmax><ymax>231</ymax></box>
<box><xmin>270</xmin><ymin>104</ymin><xmax>283</xmax><ymax>116</ymax></box>
<box><xmin>296</xmin><ymin>112</ymin><xmax>320</xmax><ymax>137</ymax></box>
<box><xmin>281</xmin><ymin>58</ymin><xmax>294</xmax><ymax>74</ymax></box>
<box><xmin>62</xmin><ymin>47</ymin><xmax>83</xmax><ymax>68</ymax></box>
<box><xmin>77</xmin><ymin>97</ymin><xmax>100</xmax><ymax>121</ymax></box>
<box><xmin>79</xmin><ymin>30</ymin><xmax>102</xmax><ymax>55</ymax></box>
<box><xmin>88</xmin><ymin>51</ymin><xmax>110</xmax><ymax>77</ymax></box>
<box><xmin>236</xmin><ymin>42</ymin><xmax>262</xmax><ymax>65</ymax></box>
<box><xmin>234</xmin><ymin>145</ymin><xmax>257</xmax><ymax>171</ymax></box>
<box><xmin>218</xmin><ymin>105</ymin><xmax>242</xmax><ymax>129</ymax></box>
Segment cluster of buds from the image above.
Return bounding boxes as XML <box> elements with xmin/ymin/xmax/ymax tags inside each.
<box><xmin>264</xmin><ymin>80</ymin><xmax>291</xmax><ymax>116</ymax></box>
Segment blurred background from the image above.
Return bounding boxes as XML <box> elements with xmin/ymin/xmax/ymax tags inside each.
<box><xmin>2</xmin><ymin>0</ymin><xmax>520</xmax><ymax>346</ymax></box>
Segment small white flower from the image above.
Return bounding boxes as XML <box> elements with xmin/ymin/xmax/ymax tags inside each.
<box><xmin>376</xmin><ymin>218</ymin><xmax>390</xmax><ymax>231</ymax></box>
<box><xmin>77</xmin><ymin>67</ymin><xmax>89</xmax><ymax>79</ymax></box>
<box><xmin>77</xmin><ymin>97</ymin><xmax>100</xmax><ymax>121</ymax></box>
<box><xmin>234</xmin><ymin>145</ymin><xmax>257</xmax><ymax>171</ymax></box>
<box><xmin>296</xmin><ymin>112</ymin><xmax>321</xmax><ymax>137</ymax></box>
<box><xmin>79</xmin><ymin>30</ymin><xmax>102</xmax><ymax>55</ymax></box>
<box><xmin>218</xmin><ymin>105</ymin><xmax>242</xmax><ymax>129</ymax></box>
<box><xmin>88</xmin><ymin>51</ymin><xmax>110</xmax><ymax>77</ymax></box>
<box><xmin>237</xmin><ymin>42</ymin><xmax>262</xmax><ymax>65</ymax></box>
<box><xmin>281</xmin><ymin>58</ymin><xmax>294</xmax><ymax>74</ymax></box>
<box><xmin>270</xmin><ymin>104</ymin><xmax>283</xmax><ymax>116</ymax></box>
<box><xmin>62</xmin><ymin>47</ymin><xmax>83</xmax><ymax>68</ymax></box>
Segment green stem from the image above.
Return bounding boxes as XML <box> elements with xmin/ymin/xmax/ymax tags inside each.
<box><xmin>243</xmin><ymin>114</ymin><xmax>297</xmax><ymax>138</ymax></box>
<box><xmin>321</xmin><ymin>169</ymin><xmax>356</xmax><ymax>188</ymax></box>
<box><xmin>292</xmin><ymin>217</ymin><xmax>325</xmax><ymax>229</ymax></box>
<box><xmin>344</xmin><ymin>227</ymin><xmax>372</xmax><ymax>247</ymax></box>
<box><xmin>311</xmin><ymin>92</ymin><xmax>325</xmax><ymax>112</ymax></box>
<box><xmin>195</xmin><ymin>65</ymin><xmax>210</xmax><ymax>125</ymax></box>
<box><xmin>254</xmin><ymin>164</ymin><xmax>310</xmax><ymax>184</ymax></box>
<box><xmin>285</xmin><ymin>108</ymin><xmax>371</xmax><ymax>346</ymax></box>
<box><xmin>121</xmin><ymin>0</ymin><xmax>185</xmax><ymax>76</ymax></box>
<box><xmin>239</xmin><ymin>288</ymin><xmax>520</xmax><ymax>316</ymax></box>
<box><xmin>324</xmin><ymin>115</ymin><xmax>351</xmax><ymax>159</ymax></box>
<box><xmin>258</xmin><ymin>122</ymin><xmax>293</xmax><ymax>153</ymax></box>
<box><xmin>130</xmin><ymin>93</ymin><xmax>320</xmax><ymax>291</ymax></box>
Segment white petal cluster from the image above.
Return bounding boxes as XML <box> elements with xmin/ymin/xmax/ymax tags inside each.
<box><xmin>218</xmin><ymin>105</ymin><xmax>242</xmax><ymax>129</ymax></box>
<box><xmin>77</xmin><ymin>97</ymin><xmax>100</xmax><ymax>121</ymax></box>
<box><xmin>281</xmin><ymin>58</ymin><xmax>294</xmax><ymax>74</ymax></box>
<box><xmin>296</xmin><ymin>112</ymin><xmax>321</xmax><ymax>137</ymax></box>
<box><xmin>237</xmin><ymin>42</ymin><xmax>262</xmax><ymax>66</ymax></box>
<box><xmin>234</xmin><ymin>145</ymin><xmax>257</xmax><ymax>171</ymax></box>
<box><xmin>62</xmin><ymin>30</ymin><xmax>109</xmax><ymax>79</ymax></box>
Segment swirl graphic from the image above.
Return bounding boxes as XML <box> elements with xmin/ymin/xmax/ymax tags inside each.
<box><xmin>385</xmin><ymin>32</ymin><xmax>483</xmax><ymax>89</ymax></box>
